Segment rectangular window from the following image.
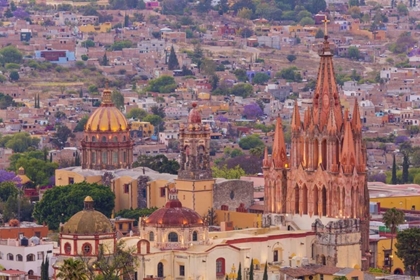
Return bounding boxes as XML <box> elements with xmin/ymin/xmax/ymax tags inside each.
<box><xmin>68</xmin><ymin>177</ymin><xmax>74</xmax><ymax>184</ymax></box>
<box><xmin>160</xmin><ymin>187</ymin><xmax>166</xmax><ymax>197</ymax></box>
<box><xmin>102</xmin><ymin>151</ymin><xmax>107</xmax><ymax>164</ymax></box>
<box><xmin>320</xmin><ymin>275</ymin><xmax>324</xmax><ymax>280</ymax></box>
<box><xmin>351</xmin><ymin>277</ymin><xmax>358</xmax><ymax>280</ymax></box>
<box><xmin>112</xmin><ymin>151</ymin><xmax>118</xmax><ymax>164</ymax></box>
<box><xmin>119</xmin><ymin>223</ymin><xmax>123</xmax><ymax>230</ymax></box>
<box><xmin>273</xmin><ymin>250</ymin><xmax>278</xmax><ymax>262</ymax></box>
<box><xmin>384</xmin><ymin>250</ymin><xmax>391</xmax><ymax>266</ymax></box>
<box><xmin>92</xmin><ymin>152</ymin><xmax>96</xmax><ymax>164</ymax></box>
<box><xmin>123</xmin><ymin>151</ymin><xmax>127</xmax><ymax>162</ymax></box>
<box><xmin>179</xmin><ymin>265</ymin><xmax>185</xmax><ymax>276</ymax></box>
<box><xmin>124</xmin><ymin>184</ymin><xmax>129</xmax><ymax>193</ymax></box>
<box><xmin>37</xmin><ymin>251</ymin><xmax>44</xmax><ymax>260</ymax></box>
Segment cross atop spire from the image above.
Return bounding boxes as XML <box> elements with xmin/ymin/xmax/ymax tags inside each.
<box><xmin>322</xmin><ymin>15</ymin><xmax>330</xmax><ymax>37</ymax></box>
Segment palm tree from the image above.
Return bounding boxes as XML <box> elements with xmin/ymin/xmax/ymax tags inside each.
<box><xmin>382</xmin><ymin>207</ymin><xmax>405</xmax><ymax>273</ymax></box>
<box><xmin>56</xmin><ymin>258</ymin><xmax>87</xmax><ymax>280</ymax></box>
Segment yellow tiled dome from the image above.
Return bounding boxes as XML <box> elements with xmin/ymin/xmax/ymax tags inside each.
<box><xmin>85</xmin><ymin>88</ymin><xmax>128</xmax><ymax>132</ymax></box>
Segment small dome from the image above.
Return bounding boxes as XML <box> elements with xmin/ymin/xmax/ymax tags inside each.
<box><xmin>85</xmin><ymin>89</ymin><xmax>128</xmax><ymax>133</ymax></box>
<box><xmin>188</xmin><ymin>103</ymin><xmax>201</xmax><ymax>124</ymax></box>
<box><xmin>61</xmin><ymin>197</ymin><xmax>113</xmax><ymax>235</ymax></box>
<box><xmin>145</xmin><ymin>189</ymin><xmax>203</xmax><ymax>227</ymax></box>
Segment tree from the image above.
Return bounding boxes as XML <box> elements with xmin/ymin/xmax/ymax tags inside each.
<box><xmin>239</xmin><ymin>135</ymin><xmax>264</xmax><ymax>150</ymax></box>
<box><xmin>224</xmin><ymin>155</ymin><xmax>262</xmax><ymax>174</ymax></box>
<box><xmin>111</xmin><ymin>90</ymin><xmax>125</xmax><ymax>110</ymax></box>
<box><xmin>403</xmin><ymin>153</ymin><xmax>409</xmax><ymax>184</ymax></box>
<box><xmin>211</xmin><ymin>165</ymin><xmax>245</xmax><ymax>179</ymax></box>
<box><xmin>115</xmin><ymin>208</ymin><xmax>157</xmax><ymax>226</ymax></box>
<box><xmin>132</xmin><ymin>155</ymin><xmax>179</xmax><ymax>174</ymax></box>
<box><xmin>0</xmin><ymin>92</ymin><xmax>16</xmax><ymax>109</ymax></box>
<box><xmin>127</xmin><ymin>108</ymin><xmax>148</xmax><ymax>120</ymax></box>
<box><xmin>237</xmin><ymin>7</ymin><xmax>253</xmax><ymax>19</ymax></box>
<box><xmin>397</xmin><ymin>2</ymin><xmax>409</xmax><ymax>15</ymax></box>
<box><xmin>392</xmin><ymin>154</ymin><xmax>398</xmax><ymax>184</ymax></box>
<box><xmin>52</xmin><ymin>125</ymin><xmax>74</xmax><ymax>149</ymax></box>
<box><xmin>84</xmin><ymin>240</ymin><xmax>137</xmax><ymax>280</ymax></box>
<box><xmin>276</xmin><ymin>67</ymin><xmax>302</xmax><ymax>82</ymax></box>
<box><xmin>396</xmin><ymin>227</ymin><xmax>420</xmax><ymax>276</ymax></box>
<box><xmin>308</xmin><ymin>0</ymin><xmax>326</xmax><ymax>13</ymax></box>
<box><xmin>243</xmin><ymin>103</ymin><xmax>263</xmax><ymax>119</ymax></box>
<box><xmin>3</xmin><ymin>194</ymin><xmax>34</xmax><ymax>222</ymax></box>
<box><xmin>151</xmin><ymin>105</ymin><xmax>166</xmax><ymax>118</ymax></box>
<box><xmin>234</xmin><ymin>69</ymin><xmax>248</xmax><ymax>82</ymax></box>
<box><xmin>209</xmin><ymin>74</ymin><xmax>219</xmax><ymax>91</ymax></box>
<box><xmin>74</xmin><ymin>116</ymin><xmax>89</xmax><ymax>132</ymax></box>
<box><xmin>9</xmin><ymin>71</ymin><xmax>19</xmax><ymax>81</ymax></box>
<box><xmin>0</xmin><ymin>132</ymin><xmax>40</xmax><ymax>153</ymax></box>
<box><xmin>146</xmin><ymin>75</ymin><xmax>177</xmax><ymax>93</ymax></box>
<box><xmin>56</xmin><ymin>259</ymin><xmax>87</xmax><ymax>280</ymax></box>
<box><xmin>0</xmin><ymin>181</ymin><xmax>19</xmax><ymax>202</ymax></box>
<box><xmin>143</xmin><ymin>114</ymin><xmax>163</xmax><ymax>131</ymax></box>
<box><xmin>349</xmin><ymin>0</ymin><xmax>359</xmax><ymax>6</ymax></box>
<box><xmin>253</xmin><ymin>73</ymin><xmax>270</xmax><ymax>84</ymax></box>
<box><xmin>299</xmin><ymin>17</ymin><xmax>315</xmax><ymax>26</ymax></box>
<box><xmin>101</xmin><ymin>53</ymin><xmax>109</xmax><ymax>66</ymax></box>
<box><xmin>168</xmin><ymin>46</ymin><xmax>179</xmax><ymax>70</ymax></box>
<box><xmin>383</xmin><ymin>207</ymin><xmax>405</xmax><ymax>273</ymax></box>
<box><xmin>315</xmin><ymin>29</ymin><xmax>324</xmax><ymax>38</ymax></box>
<box><xmin>200</xmin><ymin>59</ymin><xmax>216</xmax><ymax>76</ymax></box>
<box><xmin>205</xmin><ymin>208</ymin><xmax>217</xmax><ymax>225</ymax></box>
<box><xmin>237</xmin><ymin>263</ymin><xmax>242</xmax><ymax>280</ymax></box>
<box><xmin>81</xmin><ymin>40</ymin><xmax>95</xmax><ymax>48</ymax></box>
<box><xmin>231</xmin><ymin>84</ymin><xmax>253</xmax><ymax>98</ymax></box>
<box><xmin>348</xmin><ymin>46</ymin><xmax>360</xmax><ymax>60</ymax></box>
<box><xmin>262</xmin><ymin>262</ymin><xmax>268</xmax><ymax>280</ymax></box>
<box><xmin>33</xmin><ymin>182</ymin><xmax>115</xmax><ymax>230</ymax></box>
<box><xmin>287</xmin><ymin>54</ymin><xmax>297</xmax><ymax>63</ymax></box>
<box><xmin>0</xmin><ymin>46</ymin><xmax>23</xmax><ymax>64</ymax></box>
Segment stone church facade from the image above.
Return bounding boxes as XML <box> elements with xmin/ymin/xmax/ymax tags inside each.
<box><xmin>263</xmin><ymin>36</ymin><xmax>370</xmax><ymax>270</ymax></box>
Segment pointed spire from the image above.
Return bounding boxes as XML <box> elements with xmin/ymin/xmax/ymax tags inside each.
<box><xmin>341</xmin><ymin>119</ymin><xmax>356</xmax><ymax>174</ymax></box>
<box><xmin>351</xmin><ymin>98</ymin><xmax>362</xmax><ymax>134</ymax></box>
<box><xmin>291</xmin><ymin>101</ymin><xmax>301</xmax><ymax>132</ymax></box>
<box><xmin>263</xmin><ymin>146</ymin><xmax>270</xmax><ymax>168</ymax></box>
<box><xmin>303</xmin><ymin>108</ymin><xmax>310</xmax><ymax>129</ymax></box>
<box><xmin>312</xmin><ymin>33</ymin><xmax>343</xmax><ymax>130</ymax></box>
<box><xmin>327</xmin><ymin>107</ymin><xmax>337</xmax><ymax>135</ymax></box>
<box><xmin>272</xmin><ymin>116</ymin><xmax>289</xmax><ymax>169</ymax></box>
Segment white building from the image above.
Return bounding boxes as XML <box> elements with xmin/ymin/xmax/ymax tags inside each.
<box><xmin>138</xmin><ymin>39</ymin><xmax>166</xmax><ymax>54</ymax></box>
<box><xmin>0</xmin><ymin>237</ymin><xmax>55</xmax><ymax>278</ymax></box>
<box><xmin>159</xmin><ymin>131</ymin><xmax>179</xmax><ymax>146</ymax></box>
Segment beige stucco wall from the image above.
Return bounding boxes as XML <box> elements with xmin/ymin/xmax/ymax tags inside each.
<box><xmin>175</xmin><ymin>179</ymin><xmax>214</xmax><ymax>217</ymax></box>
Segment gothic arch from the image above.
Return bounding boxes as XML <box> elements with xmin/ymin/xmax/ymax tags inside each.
<box><xmin>313</xmin><ymin>185</ymin><xmax>319</xmax><ymax>216</ymax></box>
<box><xmin>321</xmin><ymin>139</ymin><xmax>327</xmax><ymax>170</ymax></box>
<box><xmin>321</xmin><ymin>185</ymin><xmax>327</xmax><ymax>216</ymax></box>
<box><xmin>314</xmin><ymin>138</ymin><xmax>319</xmax><ymax>169</ymax></box>
<box><xmin>341</xmin><ymin>186</ymin><xmax>345</xmax><ymax>217</ymax></box>
<box><xmin>294</xmin><ymin>184</ymin><xmax>299</xmax><ymax>214</ymax></box>
<box><xmin>351</xmin><ymin>186</ymin><xmax>355</xmax><ymax>218</ymax></box>
<box><xmin>302</xmin><ymin>184</ymin><xmax>308</xmax><ymax>215</ymax></box>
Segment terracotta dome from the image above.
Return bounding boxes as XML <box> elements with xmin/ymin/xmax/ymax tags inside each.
<box><xmin>61</xmin><ymin>196</ymin><xmax>113</xmax><ymax>235</ymax></box>
<box><xmin>85</xmin><ymin>89</ymin><xmax>128</xmax><ymax>132</ymax></box>
<box><xmin>145</xmin><ymin>190</ymin><xmax>203</xmax><ymax>227</ymax></box>
<box><xmin>188</xmin><ymin>103</ymin><xmax>201</xmax><ymax>124</ymax></box>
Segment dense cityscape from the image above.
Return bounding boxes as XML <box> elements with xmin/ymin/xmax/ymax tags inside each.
<box><xmin>0</xmin><ymin>0</ymin><xmax>419</xmax><ymax>279</ymax></box>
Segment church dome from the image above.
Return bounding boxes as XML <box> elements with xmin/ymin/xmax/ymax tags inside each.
<box><xmin>61</xmin><ymin>196</ymin><xmax>113</xmax><ymax>235</ymax></box>
<box><xmin>188</xmin><ymin>103</ymin><xmax>201</xmax><ymax>124</ymax></box>
<box><xmin>85</xmin><ymin>88</ymin><xmax>128</xmax><ymax>133</ymax></box>
<box><xmin>145</xmin><ymin>189</ymin><xmax>204</xmax><ymax>227</ymax></box>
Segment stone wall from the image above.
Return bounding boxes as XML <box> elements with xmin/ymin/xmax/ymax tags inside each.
<box><xmin>137</xmin><ymin>176</ymin><xmax>150</xmax><ymax>209</ymax></box>
<box><xmin>213</xmin><ymin>179</ymin><xmax>253</xmax><ymax>211</ymax></box>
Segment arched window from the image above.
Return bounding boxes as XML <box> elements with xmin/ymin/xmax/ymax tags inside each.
<box><xmin>82</xmin><ymin>243</ymin><xmax>92</xmax><ymax>255</ymax></box>
<box><xmin>6</xmin><ymin>253</ymin><xmax>13</xmax><ymax>260</ymax></box>
<box><xmin>168</xmin><ymin>232</ymin><xmax>178</xmax><ymax>242</ymax></box>
<box><xmin>102</xmin><ymin>136</ymin><xmax>107</xmax><ymax>142</ymax></box>
<box><xmin>157</xmin><ymin>262</ymin><xmax>164</xmax><ymax>278</ymax></box>
<box><xmin>192</xmin><ymin>231</ymin><xmax>198</xmax><ymax>241</ymax></box>
<box><xmin>26</xmin><ymin>254</ymin><xmax>35</xmax><ymax>262</ymax></box>
<box><xmin>123</xmin><ymin>136</ymin><xmax>126</xmax><ymax>141</ymax></box>
<box><xmin>64</xmin><ymin>242</ymin><xmax>71</xmax><ymax>254</ymax></box>
<box><xmin>113</xmin><ymin>136</ymin><xmax>118</xmax><ymax>142</ymax></box>
<box><xmin>216</xmin><ymin>258</ymin><xmax>225</xmax><ymax>276</ymax></box>
<box><xmin>16</xmin><ymin>254</ymin><xmax>23</xmax><ymax>261</ymax></box>
<box><xmin>91</xmin><ymin>152</ymin><xmax>96</xmax><ymax>164</ymax></box>
<box><xmin>321</xmin><ymin>255</ymin><xmax>326</xmax><ymax>265</ymax></box>
<box><xmin>92</xmin><ymin>136</ymin><xmax>96</xmax><ymax>142</ymax></box>
<box><xmin>28</xmin><ymin>270</ymin><xmax>34</xmax><ymax>276</ymax></box>
<box><xmin>149</xmin><ymin>231</ymin><xmax>155</xmax><ymax>241</ymax></box>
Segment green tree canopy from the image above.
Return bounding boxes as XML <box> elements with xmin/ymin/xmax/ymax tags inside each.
<box><xmin>111</xmin><ymin>90</ymin><xmax>125</xmax><ymax>110</ymax></box>
<box><xmin>287</xmin><ymin>54</ymin><xmax>297</xmax><ymax>63</ymax></box>
<box><xmin>0</xmin><ymin>92</ymin><xmax>17</xmax><ymax>109</ymax></box>
<box><xmin>146</xmin><ymin>75</ymin><xmax>177</xmax><ymax>93</ymax></box>
<box><xmin>115</xmin><ymin>208</ymin><xmax>157</xmax><ymax>225</ymax></box>
<box><xmin>132</xmin><ymin>154</ymin><xmax>179</xmax><ymax>174</ymax></box>
<box><xmin>230</xmin><ymin>83</ymin><xmax>253</xmax><ymax>98</ymax></box>
<box><xmin>9</xmin><ymin>153</ymin><xmax>58</xmax><ymax>186</ymax></box>
<box><xmin>81</xmin><ymin>40</ymin><xmax>95</xmax><ymax>48</ymax></box>
<box><xmin>239</xmin><ymin>134</ymin><xmax>264</xmax><ymax>150</ymax></box>
<box><xmin>234</xmin><ymin>69</ymin><xmax>248</xmax><ymax>82</ymax></box>
<box><xmin>56</xmin><ymin>259</ymin><xmax>87</xmax><ymax>280</ymax></box>
<box><xmin>211</xmin><ymin>165</ymin><xmax>245</xmax><ymax>179</ymax></box>
<box><xmin>253</xmin><ymin>72</ymin><xmax>270</xmax><ymax>84</ymax></box>
<box><xmin>348</xmin><ymin>46</ymin><xmax>361</xmax><ymax>60</ymax></box>
<box><xmin>33</xmin><ymin>182</ymin><xmax>115</xmax><ymax>230</ymax></box>
<box><xmin>9</xmin><ymin>71</ymin><xmax>19</xmax><ymax>81</ymax></box>
<box><xmin>126</xmin><ymin>108</ymin><xmax>148</xmax><ymax>120</ymax></box>
<box><xmin>0</xmin><ymin>181</ymin><xmax>18</xmax><ymax>202</ymax></box>
<box><xmin>0</xmin><ymin>46</ymin><xmax>23</xmax><ymax>65</ymax></box>
<box><xmin>396</xmin><ymin>227</ymin><xmax>420</xmax><ymax>276</ymax></box>
<box><xmin>0</xmin><ymin>132</ymin><xmax>40</xmax><ymax>153</ymax></box>
<box><xmin>315</xmin><ymin>28</ymin><xmax>324</xmax><ymax>38</ymax></box>
<box><xmin>74</xmin><ymin>115</ymin><xmax>89</xmax><ymax>132</ymax></box>
<box><xmin>168</xmin><ymin>46</ymin><xmax>179</xmax><ymax>70</ymax></box>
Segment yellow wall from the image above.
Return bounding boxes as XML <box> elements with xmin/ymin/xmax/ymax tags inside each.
<box><xmin>147</xmin><ymin>180</ymin><xmax>174</xmax><ymax>208</ymax></box>
<box><xmin>215</xmin><ymin>210</ymin><xmax>262</xmax><ymax>228</ymax></box>
<box><xmin>198</xmin><ymin>103</ymin><xmax>229</xmax><ymax>113</ymax></box>
<box><xmin>112</xmin><ymin>176</ymin><xmax>138</xmax><ymax>212</ymax></box>
<box><xmin>55</xmin><ymin>170</ymin><xmax>87</xmax><ymax>186</ymax></box>
<box><xmin>370</xmin><ymin>195</ymin><xmax>420</xmax><ymax>210</ymax></box>
<box><xmin>377</xmin><ymin>238</ymin><xmax>405</xmax><ymax>274</ymax></box>
<box><xmin>130</xmin><ymin>121</ymin><xmax>154</xmax><ymax>137</ymax></box>
<box><xmin>79</xmin><ymin>22</ymin><xmax>111</xmax><ymax>33</ymax></box>
<box><xmin>175</xmin><ymin>179</ymin><xmax>214</xmax><ymax>217</ymax></box>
